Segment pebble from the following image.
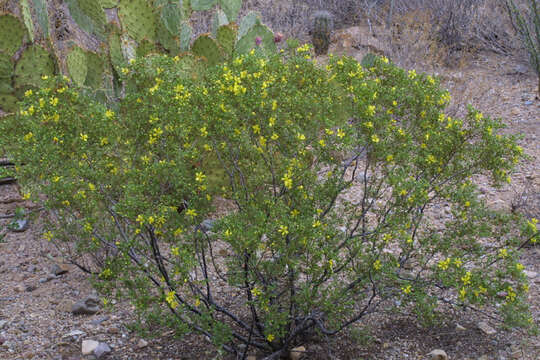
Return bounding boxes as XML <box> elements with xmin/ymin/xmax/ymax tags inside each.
<box><xmin>10</xmin><ymin>219</ymin><xmax>29</xmax><ymax>233</ymax></box>
<box><xmin>0</xmin><ymin>320</ymin><xmax>7</xmax><ymax>329</ymax></box>
<box><xmin>63</xmin><ymin>329</ymin><xmax>85</xmax><ymax>340</ymax></box>
<box><xmin>290</xmin><ymin>345</ymin><xmax>306</xmax><ymax>360</ymax></box>
<box><xmin>90</xmin><ymin>316</ymin><xmax>110</xmax><ymax>326</ymax></box>
<box><xmin>50</xmin><ymin>263</ymin><xmax>69</xmax><ymax>276</ymax></box>
<box><xmin>82</xmin><ymin>339</ymin><xmax>99</xmax><ymax>355</ymax></box>
<box><xmin>72</xmin><ymin>295</ymin><xmax>100</xmax><ymax>315</ymax></box>
<box><xmin>93</xmin><ymin>342</ymin><xmax>111</xmax><ymax>358</ymax></box>
<box><xmin>136</xmin><ymin>338</ymin><xmax>148</xmax><ymax>349</ymax></box>
<box><xmin>456</xmin><ymin>323</ymin><xmax>466</xmax><ymax>331</ymax></box>
<box><xmin>428</xmin><ymin>349</ymin><xmax>448</xmax><ymax>360</ymax></box>
<box><xmin>477</xmin><ymin>321</ymin><xmax>497</xmax><ymax>335</ymax></box>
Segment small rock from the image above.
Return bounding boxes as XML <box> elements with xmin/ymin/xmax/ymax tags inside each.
<box><xmin>524</xmin><ymin>100</ymin><xmax>533</xmax><ymax>105</ymax></box>
<box><xmin>50</xmin><ymin>263</ymin><xmax>69</xmax><ymax>276</ymax></box>
<box><xmin>0</xmin><ymin>320</ymin><xmax>8</xmax><ymax>329</ymax></box>
<box><xmin>477</xmin><ymin>321</ymin><xmax>497</xmax><ymax>335</ymax></box>
<box><xmin>14</xmin><ymin>284</ymin><xmax>25</xmax><ymax>292</ymax></box>
<box><xmin>93</xmin><ymin>342</ymin><xmax>111</xmax><ymax>358</ymax></box>
<box><xmin>428</xmin><ymin>349</ymin><xmax>448</xmax><ymax>360</ymax></box>
<box><xmin>523</xmin><ymin>270</ymin><xmax>537</xmax><ymax>279</ymax></box>
<box><xmin>25</xmin><ymin>284</ymin><xmax>37</xmax><ymax>292</ymax></box>
<box><xmin>246</xmin><ymin>356</ymin><xmax>257</xmax><ymax>360</ymax></box>
<box><xmin>136</xmin><ymin>339</ymin><xmax>148</xmax><ymax>349</ymax></box>
<box><xmin>200</xmin><ymin>219</ymin><xmax>215</xmax><ymax>232</ymax></box>
<box><xmin>72</xmin><ymin>295</ymin><xmax>100</xmax><ymax>315</ymax></box>
<box><xmin>511</xmin><ymin>108</ymin><xmax>520</xmax><ymax>116</ymax></box>
<box><xmin>57</xmin><ymin>299</ymin><xmax>72</xmax><ymax>312</ymax></box>
<box><xmin>290</xmin><ymin>346</ymin><xmax>306</xmax><ymax>360</ymax></box>
<box><xmin>82</xmin><ymin>339</ymin><xmax>99</xmax><ymax>355</ymax></box>
<box><xmin>456</xmin><ymin>323</ymin><xmax>466</xmax><ymax>331</ymax></box>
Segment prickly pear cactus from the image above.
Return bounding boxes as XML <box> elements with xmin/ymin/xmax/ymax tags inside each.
<box><xmin>66</xmin><ymin>46</ymin><xmax>88</xmax><ymax>86</ymax></box>
<box><xmin>84</xmin><ymin>50</ymin><xmax>105</xmax><ymax>89</ymax></box>
<box><xmin>0</xmin><ymin>53</ymin><xmax>14</xmax><ymax>94</ymax></box>
<box><xmin>361</xmin><ymin>52</ymin><xmax>378</xmax><ymax>69</ymax></box>
<box><xmin>0</xmin><ymin>15</ymin><xmax>27</xmax><ymax>57</ymax></box>
<box><xmin>211</xmin><ymin>8</ymin><xmax>228</xmax><ymax>36</ymax></box>
<box><xmin>191</xmin><ymin>0</ymin><xmax>217</xmax><ymax>11</ymax></box>
<box><xmin>99</xmin><ymin>0</ymin><xmax>118</xmax><ymax>8</ymax></box>
<box><xmin>219</xmin><ymin>0</ymin><xmax>242</xmax><ymax>22</ymax></box>
<box><xmin>191</xmin><ymin>34</ymin><xmax>224</xmax><ymax>67</ymax></box>
<box><xmin>312</xmin><ymin>10</ymin><xmax>333</xmax><ymax>55</ymax></box>
<box><xmin>216</xmin><ymin>23</ymin><xmax>237</xmax><ymax>59</ymax></box>
<box><xmin>235</xmin><ymin>20</ymin><xmax>276</xmax><ymax>55</ymax></box>
<box><xmin>14</xmin><ymin>45</ymin><xmax>55</xmax><ymax>88</ymax></box>
<box><xmin>118</xmin><ymin>0</ymin><xmax>157</xmax><ymax>42</ymax></box>
<box><xmin>0</xmin><ymin>94</ymin><xmax>18</xmax><ymax>113</ymax></box>
<box><xmin>31</xmin><ymin>0</ymin><xmax>50</xmax><ymax>39</ymax></box>
<box><xmin>66</xmin><ymin>0</ymin><xmax>107</xmax><ymax>39</ymax></box>
<box><xmin>20</xmin><ymin>0</ymin><xmax>35</xmax><ymax>42</ymax></box>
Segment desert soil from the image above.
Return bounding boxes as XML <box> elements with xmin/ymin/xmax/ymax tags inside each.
<box><xmin>0</xmin><ymin>27</ymin><xmax>539</xmax><ymax>360</ymax></box>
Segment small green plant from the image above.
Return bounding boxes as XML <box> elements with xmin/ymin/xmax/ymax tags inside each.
<box><xmin>1</xmin><ymin>49</ymin><xmax>537</xmax><ymax>358</ymax></box>
<box><xmin>312</xmin><ymin>10</ymin><xmax>333</xmax><ymax>55</ymax></box>
<box><xmin>504</xmin><ymin>0</ymin><xmax>540</xmax><ymax>96</ymax></box>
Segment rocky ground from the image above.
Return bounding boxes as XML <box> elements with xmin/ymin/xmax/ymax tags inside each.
<box><xmin>0</xmin><ymin>28</ymin><xmax>539</xmax><ymax>360</ymax></box>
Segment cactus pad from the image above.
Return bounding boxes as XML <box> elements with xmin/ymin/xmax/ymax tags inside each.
<box><xmin>32</xmin><ymin>0</ymin><xmax>50</xmax><ymax>39</ymax></box>
<box><xmin>137</xmin><ymin>39</ymin><xmax>157</xmax><ymax>58</ymax></box>
<box><xmin>219</xmin><ymin>0</ymin><xmax>242</xmax><ymax>22</ymax></box>
<box><xmin>191</xmin><ymin>0</ymin><xmax>217</xmax><ymax>11</ymax></box>
<box><xmin>0</xmin><ymin>15</ymin><xmax>26</xmax><ymax>57</ymax></box>
<box><xmin>237</xmin><ymin>11</ymin><xmax>260</xmax><ymax>40</ymax></box>
<box><xmin>211</xmin><ymin>8</ymin><xmax>228</xmax><ymax>36</ymax></box>
<box><xmin>312</xmin><ymin>11</ymin><xmax>333</xmax><ymax>55</ymax></box>
<box><xmin>84</xmin><ymin>51</ymin><xmax>104</xmax><ymax>89</ymax></box>
<box><xmin>67</xmin><ymin>46</ymin><xmax>88</xmax><ymax>86</ymax></box>
<box><xmin>108</xmin><ymin>30</ymin><xmax>125</xmax><ymax>73</ymax></box>
<box><xmin>179</xmin><ymin>20</ymin><xmax>192</xmax><ymax>52</ymax></box>
<box><xmin>14</xmin><ymin>45</ymin><xmax>55</xmax><ymax>88</ymax></box>
<box><xmin>0</xmin><ymin>53</ymin><xmax>13</xmax><ymax>94</ymax></box>
<box><xmin>235</xmin><ymin>20</ymin><xmax>276</xmax><ymax>55</ymax></box>
<box><xmin>66</xmin><ymin>0</ymin><xmax>106</xmax><ymax>39</ymax></box>
<box><xmin>160</xmin><ymin>2</ymin><xmax>184</xmax><ymax>35</ymax></box>
<box><xmin>0</xmin><ymin>94</ymin><xmax>17</xmax><ymax>113</ymax></box>
<box><xmin>118</xmin><ymin>0</ymin><xmax>157</xmax><ymax>42</ymax></box>
<box><xmin>21</xmin><ymin>0</ymin><xmax>35</xmax><ymax>42</ymax></box>
<box><xmin>191</xmin><ymin>34</ymin><xmax>224</xmax><ymax>67</ymax></box>
<box><xmin>100</xmin><ymin>0</ymin><xmax>118</xmax><ymax>8</ymax></box>
<box><xmin>216</xmin><ymin>23</ymin><xmax>237</xmax><ymax>58</ymax></box>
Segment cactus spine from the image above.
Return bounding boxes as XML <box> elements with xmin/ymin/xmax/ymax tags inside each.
<box><xmin>312</xmin><ymin>10</ymin><xmax>333</xmax><ymax>55</ymax></box>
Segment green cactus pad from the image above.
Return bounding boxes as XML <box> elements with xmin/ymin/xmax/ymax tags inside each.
<box><xmin>108</xmin><ymin>30</ymin><xmax>125</xmax><ymax>73</ymax></box>
<box><xmin>191</xmin><ymin>34</ymin><xmax>223</xmax><ymax>67</ymax></box>
<box><xmin>32</xmin><ymin>0</ymin><xmax>50</xmax><ymax>39</ymax></box>
<box><xmin>218</xmin><ymin>0</ymin><xmax>241</xmax><ymax>22</ymax></box>
<box><xmin>67</xmin><ymin>46</ymin><xmax>88</xmax><ymax>86</ymax></box>
<box><xmin>0</xmin><ymin>15</ymin><xmax>26</xmax><ymax>57</ymax></box>
<box><xmin>191</xmin><ymin>0</ymin><xmax>217</xmax><ymax>11</ymax></box>
<box><xmin>179</xmin><ymin>20</ymin><xmax>192</xmax><ymax>51</ymax></box>
<box><xmin>84</xmin><ymin>51</ymin><xmax>104</xmax><ymax>89</ymax></box>
<box><xmin>216</xmin><ymin>23</ymin><xmax>236</xmax><ymax>58</ymax></box>
<box><xmin>211</xmin><ymin>8</ymin><xmax>228</xmax><ymax>36</ymax></box>
<box><xmin>100</xmin><ymin>0</ymin><xmax>118</xmax><ymax>8</ymax></box>
<box><xmin>118</xmin><ymin>0</ymin><xmax>157</xmax><ymax>42</ymax></box>
<box><xmin>66</xmin><ymin>0</ymin><xmax>106</xmax><ymax>39</ymax></box>
<box><xmin>235</xmin><ymin>21</ymin><xmax>276</xmax><ymax>55</ymax></box>
<box><xmin>160</xmin><ymin>2</ymin><xmax>184</xmax><ymax>34</ymax></box>
<box><xmin>14</xmin><ymin>45</ymin><xmax>55</xmax><ymax>88</ymax></box>
<box><xmin>13</xmin><ymin>85</ymin><xmax>36</xmax><ymax>99</ymax></box>
<box><xmin>237</xmin><ymin>11</ymin><xmax>260</xmax><ymax>40</ymax></box>
<box><xmin>0</xmin><ymin>53</ymin><xmax>13</xmax><ymax>94</ymax></box>
<box><xmin>0</xmin><ymin>93</ymin><xmax>18</xmax><ymax>113</ymax></box>
<box><xmin>156</xmin><ymin>19</ymin><xmax>179</xmax><ymax>54</ymax></box>
<box><xmin>21</xmin><ymin>0</ymin><xmax>35</xmax><ymax>42</ymax></box>
<box><xmin>120</xmin><ymin>34</ymin><xmax>137</xmax><ymax>62</ymax></box>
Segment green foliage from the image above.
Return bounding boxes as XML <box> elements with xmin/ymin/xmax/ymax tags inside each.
<box><xmin>108</xmin><ymin>30</ymin><xmax>125</xmax><ymax>74</ymax></box>
<box><xmin>179</xmin><ymin>20</ymin><xmax>193</xmax><ymax>52</ymax></box>
<box><xmin>67</xmin><ymin>46</ymin><xmax>88</xmax><ymax>86</ymax></box>
<box><xmin>100</xmin><ymin>0</ymin><xmax>118</xmax><ymax>8</ymax></box>
<box><xmin>191</xmin><ymin>34</ymin><xmax>224</xmax><ymax>67</ymax></box>
<box><xmin>0</xmin><ymin>15</ymin><xmax>26</xmax><ymax>57</ymax></box>
<box><xmin>0</xmin><ymin>93</ymin><xmax>17</xmax><ymax>112</ymax></box>
<box><xmin>84</xmin><ymin>50</ymin><xmax>104</xmax><ymax>89</ymax></box>
<box><xmin>3</xmin><ymin>49</ymin><xmax>536</xmax><ymax>357</ymax></box>
<box><xmin>312</xmin><ymin>10</ymin><xmax>333</xmax><ymax>55</ymax></box>
<box><xmin>14</xmin><ymin>45</ymin><xmax>55</xmax><ymax>88</ymax></box>
<box><xmin>66</xmin><ymin>0</ymin><xmax>106</xmax><ymax>39</ymax></box>
<box><xmin>31</xmin><ymin>0</ymin><xmax>50</xmax><ymax>39</ymax></box>
<box><xmin>361</xmin><ymin>52</ymin><xmax>378</xmax><ymax>69</ymax></box>
<box><xmin>118</xmin><ymin>0</ymin><xmax>157</xmax><ymax>42</ymax></box>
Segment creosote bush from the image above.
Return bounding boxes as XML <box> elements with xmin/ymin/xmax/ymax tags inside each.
<box><xmin>1</xmin><ymin>48</ymin><xmax>538</xmax><ymax>358</ymax></box>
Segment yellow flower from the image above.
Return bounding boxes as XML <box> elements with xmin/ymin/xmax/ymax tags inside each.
<box><xmin>498</xmin><ymin>248</ymin><xmax>508</xmax><ymax>258</ymax></box>
<box><xmin>252</xmin><ymin>124</ymin><xmax>260</xmax><ymax>134</ymax></box>
<box><xmin>337</xmin><ymin>129</ymin><xmax>345</xmax><ymax>138</ymax></box>
<box><xmin>319</xmin><ymin>139</ymin><xmax>326</xmax><ymax>147</ymax></box>
<box><xmin>43</xmin><ymin>231</ymin><xmax>53</xmax><ymax>241</ymax></box>
<box><xmin>88</xmin><ymin>183</ymin><xmax>96</xmax><ymax>191</ymax></box>
<box><xmin>516</xmin><ymin>263</ymin><xmax>524</xmax><ymax>271</ymax></box>
<box><xmin>23</xmin><ymin>132</ymin><xmax>34</xmax><ymax>142</ymax></box>
<box><xmin>297</xmin><ymin>133</ymin><xmax>306</xmax><ymax>141</ymax></box>
<box><xmin>195</xmin><ymin>172</ymin><xmax>206</xmax><ymax>182</ymax></box>
<box><xmin>371</xmin><ymin>134</ymin><xmax>380</xmax><ymax>143</ymax></box>
<box><xmin>290</xmin><ymin>209</ymin><xmax>299</xmax><ymax>217</ymax></box>
<box><xmin>266</xmin><ymin>334</ymin><xmax>275</xmax><ymax>342</ymax></box>
<box><xmin>80</xmin><ymin>133</ymin><xmax>88</xmax><ymax>142</ymax></box>
<box><xmin>165</xmin><ymin>290</ymin><xmax>178</xmax><ymax>309</ymax></box>
<box><xmin>251</xmin><ymin>287</ymin><xmax>262</xmax><ymax>297</ymax></box>
<box><xmin>459</xmin><ymin>287</ymin><xmax>467</xmax><ymax>300</ymax></box>
<box><xmin>272</xmin><ymin>100</ymin><xmax>277</xmax><ymax>111</ymax></box>
<box><xmin>312</xmin><ymin>220</ymin><xmax>321</xmax><ymax>228</ymax></box>
<box><xmin>373</xmin><ymin>259</ymin><xmax>382</xmax><ymax>270</ymax></box>
<box><xmin>271</xmin><ymin>133</ymin><xmax>279</xmax><ymax>140</ymax></box>
<box><xmin>171</xmin><ymin>247</ymin><xmax>180</xmax><ymax>256</ymax></box>
<box><xmin>461</xmin><ymin>271</ymin><xmax>472</xmax><ymax>285</ymax></box>
<box><xmin>278</xmin><ymin>225</ymin><xmax>289</xmax><ymax>236</ymax></box>
<box><xmin>186</xmin><ymin>209</ymin><xmax>197</xmax><ymax>218</ymax></box>
<box><xmin>200</xmin><ymin>127</ymin><xmax>208</xmax><ymax>137</ymax></box>
<box><xmin>105</xmin><ymin>109</ymin><xmax>115</xmax><ymax>118</ymax></box>
<box><xmin>402</xmin><ymin>284</ymin><xmax>412</xmax><ymax>294</ymax></box>
<box><xmin>174</xmin><ymin>227</ymin><xmax>184</xmax><ymax>236</ymax></box>
<box><xmin>366</xmin><ymin>105</ymin><xmax>376</xmax><ymax>116</ymax></box>
<box><xmin>281</xmin><ymin>174</ymin><xmax>293</xmax><ymax>189</ymax></box>
<box><xmin>24</xmin><ymin>89</ymin><xmax>33</xmax><ymax>97</ymax></box>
